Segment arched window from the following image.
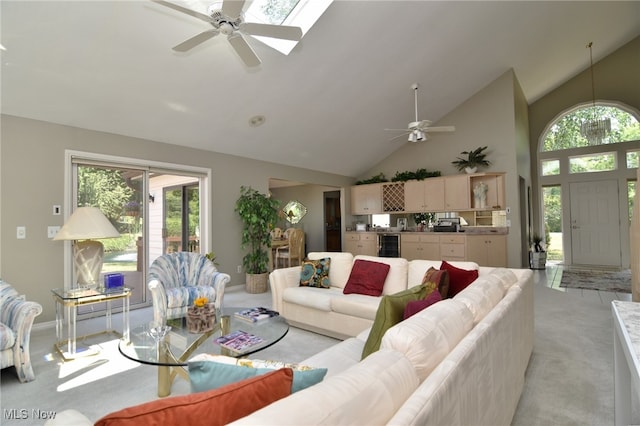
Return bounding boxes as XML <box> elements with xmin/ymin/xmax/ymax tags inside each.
<box><xmin>542</xmin><ymin>103</ymin><xmax>640</xmax><ymax>152</ymax></box>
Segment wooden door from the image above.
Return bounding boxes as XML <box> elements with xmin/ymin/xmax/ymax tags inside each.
<box><xmin>570</xmin><ymin>180</ymin><xmax>621</xmax><ymax>267</ymax></box>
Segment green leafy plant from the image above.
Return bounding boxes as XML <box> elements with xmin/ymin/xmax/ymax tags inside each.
<box><xmin>235</xmin><ymin>186</ymin><xmax>280</xmax><ymax>274</ymax></box>
<box><xmin>532</xmin><ymin>233</ymin><xmax>546</xmax><ymax>253</ymax></box>
<box><xmin>451</xmin><ymin>146</ymin><xmax>491</xmax><ymax>172</ymax></box>
<box><xmin>355</xmin><ymin>173</ymin><xmax>388</xmax><ymax>185</ymax></box>
<box><xmin>391</xmin><ymin>168</ymin><xmax>441</xmax><ymax>182</ymax></box>
<box><xmin>205</xmin><ymin>252</ymin><xmax>219</xmax><ymax>266</ymax></box>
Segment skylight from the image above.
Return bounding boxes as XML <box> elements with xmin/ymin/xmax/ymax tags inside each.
<box><xmin>244</xmin><ymin>0</ymin><xmax>333</xmax><ymax>55</ymax></box>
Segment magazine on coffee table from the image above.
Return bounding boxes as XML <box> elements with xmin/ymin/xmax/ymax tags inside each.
<box><xmin>214</xmin><ymin>330</ymin><xmax>264</xmax><ymax>353</ymax></box>
<box><xmin>234</xmin><ymin>307</ymin><xmax>280</xmax><ymax>323</ymax></box>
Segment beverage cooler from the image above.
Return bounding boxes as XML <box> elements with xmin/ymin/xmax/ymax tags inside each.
<box><xmin>378</xmin><ymin>233</ymin><xmax>401</xmax><ymax>257</ymax></box>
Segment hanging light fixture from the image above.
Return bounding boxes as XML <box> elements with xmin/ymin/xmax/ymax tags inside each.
<box><xmin>580</xmin><ymin>42</ymin><xmax>610</xmax><ymax>145</ymax></box>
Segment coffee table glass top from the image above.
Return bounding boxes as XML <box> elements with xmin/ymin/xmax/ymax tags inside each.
<box><xmin>118</xmin><ymin>307</ymin><xmax>289</xmax><ymax>366</ymax></box>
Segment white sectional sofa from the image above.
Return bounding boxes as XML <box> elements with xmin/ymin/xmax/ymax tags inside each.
<box><xmin>231</xmin><ymin>252</ymin><xmax>534</xmax><ymax>425</ymax></box>
<box><xmin>49</xmin><ymin>252</ymin><xmax>533</xmax><ymax>426</ymax></box>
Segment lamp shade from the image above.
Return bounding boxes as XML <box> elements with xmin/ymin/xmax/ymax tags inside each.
<box><xmin>54</xmin><ymin>207</ymin><xmax>120</xmax><ymax>241</ymax></box>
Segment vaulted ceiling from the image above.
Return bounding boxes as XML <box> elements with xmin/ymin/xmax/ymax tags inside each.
<box><xmin>2</xmin><ymin>1</ymin><xmax>639</xmax><ymax>177</ymax></box>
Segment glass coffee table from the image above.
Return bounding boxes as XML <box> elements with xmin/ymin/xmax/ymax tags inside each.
<box><xmin>119</xmin><ymin>307</ymin><xmax>289</xmax><ymax>397</ymax></box>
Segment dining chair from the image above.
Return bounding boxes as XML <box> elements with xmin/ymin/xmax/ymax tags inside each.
<box><xmin>275</xmin><ymin>228</ymin><xmax>305</xmax><ymax>268</ymax></box>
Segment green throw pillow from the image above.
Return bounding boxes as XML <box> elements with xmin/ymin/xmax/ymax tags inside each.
<box><xmin>361</xmin><ymin>283</ymin><xmax>435</xmax><ymax>360</ymax></box>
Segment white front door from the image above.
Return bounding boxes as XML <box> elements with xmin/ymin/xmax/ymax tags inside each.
<box><xmin>570</xmin><ymin>180</ymin><xmax>621</xmax><ymax>267</ymax></box>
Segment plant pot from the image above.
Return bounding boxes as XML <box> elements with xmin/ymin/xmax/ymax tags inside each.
<box><xmin>246</xmin><ymin>272</ymin><xmax>268</xmax><ymax>294</ymax></box>
<box><xmin>465</xmin><ymin>166</ymin><xmax>478</xmax><ymax>174</ymax></box>
<box><xmin>186</xmin><ymin>303</ymin><xmax>216</xmax><ymax>333</ymax></box>
<box><xmin>530</xmin><ymin>252</ymin><xmax>547</xmax><ymax>270</ymax></box>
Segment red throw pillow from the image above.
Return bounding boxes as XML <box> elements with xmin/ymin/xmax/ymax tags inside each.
<box><xmin>440</xmin><ymin>261</ymin><xmax>479</xmax><ymax>297</ymax></box>
<box><xmin>343</xmin><ymin>259</ymin><xmax>391</xmax><ymax>296</ymax></box>
<box><xmin>403</xmin><ymin>289</ymin><xmax>442</xmax><ymax>320</ymax></box>
<box><xmin>95</xmin><ymin>369</ymin><xmax>293</xmax><ymax>426</ymax></box>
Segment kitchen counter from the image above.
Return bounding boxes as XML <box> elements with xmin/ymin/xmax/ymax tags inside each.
<box><xmin>350</xmin><ymin>227</ymin><xmax>508</xmax><ymax>235</ymax></box>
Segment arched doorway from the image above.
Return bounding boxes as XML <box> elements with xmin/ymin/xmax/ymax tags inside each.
<box><xmin>538</xmin><ymin>102</ymin><xmax>640</xmax><ymax>267</ymax></box>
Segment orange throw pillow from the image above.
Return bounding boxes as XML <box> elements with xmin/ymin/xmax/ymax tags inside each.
<box><xmin>95</xmin><ymin>368</ymin><xmax>293</xmax><ymax>426</ymax></box>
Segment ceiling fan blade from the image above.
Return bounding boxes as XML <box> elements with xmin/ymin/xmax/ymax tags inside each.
<box><xmin>173</xmin><ymin>30</ymin><xmax>219</xmax><ymax>52</ymax></box>
<box><xmin>228</xmin><ymin>33</ymin><xmax>261</xmax><ymax>67</ymax></box>
<box><xmin>242</xmin><ymin>23</ymin><xmax>303</xmax><ymax>41</ymax></box>
<box><xmin>388</xmin><ymin>132</ymin><xmax>410</xmax><ymax>142</ymax></box>
<box><xmin>222</xmin><ymin>0</ymin><xmax>246</xmax><ymax>19</ymax></box>
<box><xmin>426</xmin><ymin>126</ymin><xmax>456</xmax><ymax>132</ymax></box>
<box><xmin>151</xmin><ymin>0</ymin><xmax>213</xmax><ymax>22</ymax></box>
<box><xmin>384</xmin><ymin>128</ymin><xmax>410</xmax><ymax>132</ymax></box>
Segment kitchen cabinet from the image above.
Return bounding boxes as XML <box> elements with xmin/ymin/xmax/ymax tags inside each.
<box><xmin>444</xmin><ymin>175</ymin><xmax>470</xmax><ymax>210</ymax></box>
<box><xmin>344</xmin><ymin>232</ymin><xmax>378</xmax><ymax>256</ymax></box>
<box><xmin>469</xmin><ymin>173</ymin><xmax>506</xmax><ymax>210</ymax></box>
<box><xmin>404</xmin><ymin>178</ymin><xmax>445</xmax><ymax>212</ymax></box>
<box><xmin>401</xmin><ymin>233</ymin><xmax>440</xmax><ymax>261</ymax></box>
<box><xmin>351</xmin><ymin>184</ymin><xmax>382</xmax><ymax>215</ymax></box>
<box><xmin>466</xmin><ymin>234</ymin><xmax>507</xmax><ymax>267</ymax></box>
<box><xmin>440</xmin><ymin>234</ymin><xmax>466</xmax><ymax>261</ymax></box>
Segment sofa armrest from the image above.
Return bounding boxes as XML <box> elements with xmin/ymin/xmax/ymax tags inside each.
<box><xmin>269</xmin><ymin>267</ymin><xmax>301</xmax><ymax>313</ymax></box>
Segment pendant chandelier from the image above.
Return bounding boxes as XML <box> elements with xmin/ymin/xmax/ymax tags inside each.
<box><xmin>580</xmin><ymin>42</ymin><xmax>610</xmax><ymax>145</ymax></box>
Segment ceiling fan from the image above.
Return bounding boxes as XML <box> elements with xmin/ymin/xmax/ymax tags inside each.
<box><xmin>151</xmin><ymin>0</ymin><xmax>303</xmax><ymax>67</ymax></box>
<box><xmin>385</xmin><ymin>83</ymin><xmax>455</xmax><ymax>143</ymax></box>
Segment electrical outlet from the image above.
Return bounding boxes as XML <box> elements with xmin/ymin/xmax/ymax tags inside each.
<box><xmin>16</xmin><ymin>226</ymin><xmax>26</xmax><ymax>239</ymax></box>
<box><xmin>237</xmin><ymin>265</ymin><xmax>242</xmax><ymax>274</ymax></box>
<box><xmin>506</xmin><ymin>219</ymin><xmax>511</xmax><ymax>227</ymax></box>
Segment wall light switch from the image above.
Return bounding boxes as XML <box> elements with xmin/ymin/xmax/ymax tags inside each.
<box><xmin>48</xmin><ymin>226</ymin><xmax>61</xmax><ymax>239</ymax></box>
<box><xmin>53</xmin><ymin>205</ymin><xmax>61</xmax><ymax>215</ymax></box>
<box><xmin>17</xmin><ymin>226</ymin><xmax>26</xmax><ymax>239</ymax></box>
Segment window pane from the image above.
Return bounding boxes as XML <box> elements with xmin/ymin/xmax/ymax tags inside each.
<box><xmin>627</xmin><ymin>150</ymin><xmax>640</xmax><ymax>168</ymax></box>
<box><xmin>541</xmin><ymin>159</ymin><xmax>560</xmax><ymax>176</ymax></box>
<box><xmin>569</xmin><ymin>152</ymin><xmax>616</xmax><ymax>174</ymax></box>
<box><xmin>542</xmin><ymin>186</ymin><xmax>563</xmax><ymax>262</ymax></box>
<box><xmin>629</xmin><ymin>180</ymin><xmax>637</xmax><ymax>223</ymax></box>
<box><xmin>372</xmin><ymin>214</ymin><xmax>390</xmax><ymax>228</ymax></box>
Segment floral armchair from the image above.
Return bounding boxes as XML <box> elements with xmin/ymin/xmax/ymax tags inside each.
<box><xmin>0</xmin><ymin>281</ymin><xmax>43</xmax><ymax>382</ymax></box>
<box><xmin>148</xmin><ymin>252</ymin><xmax>230</xmax><ymax>323</ymax></box>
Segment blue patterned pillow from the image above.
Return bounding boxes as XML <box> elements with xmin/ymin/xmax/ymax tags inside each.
<box><xmin>299</xmin><ymin>258</ymin><xmax>331</xmax><ymax>288</ymax></box>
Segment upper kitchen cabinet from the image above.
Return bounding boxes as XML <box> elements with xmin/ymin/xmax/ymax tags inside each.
<box><xmin>444</xmin><ymin>174</ymin><xmax>470</xmax><ymax>210</ymax></box>
<box><xmin>404</xmin><ymin>178</ymin><xmax>445</xmax><ymax>212</ymax></box>
<box><xmin>351</xmin><ymin>183</ymin><xmax>382</xmax><ymax>215</ymax></box>
<box><xmin>469</xmin><ymin>173</ymin><xmax>506</xmax><ymax>210</ymax></box>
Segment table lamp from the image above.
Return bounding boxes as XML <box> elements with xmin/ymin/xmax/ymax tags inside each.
<box><xmin>54</xmin><ymin>207</ymin><xmax>120</xmax><ymax>287</ymax></box>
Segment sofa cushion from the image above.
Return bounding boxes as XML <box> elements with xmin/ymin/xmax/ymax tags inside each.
<box><xmin>330</xmin><ymin>293</ymin><xmax>381</xmax><ymax>321</ymax></box>
<box><xmin>299</xmin><ymin>257</ymin><xmax>331</xmax><ymax>288</ymax></box>
<box><xmin>229</xmin><ymin>349</ymin><xmax>419</xmax><ymax>426</ymax></box>
<box><xmin>189</xmin><ymin>354</ymin><xmax>327</xmax><ymax>393</ymax></box>
<box><xmin>361</xmin><ymin>282</ymin><xmax>436</xmax><ymax>359</ymax></box>
<box><xmin>343</xmin><ymin>259</ymin><xmax>390</xmax><ymax>296</ymax></box>
<box><xmin>282</xmin><ymin>286</ymin><xmax>341</xmax><ymax>311</ymax></box>
<box><xmin>408</xmin><ymin>260</ymin><xmax>478</xmax><ymax>290</ymax></box>
<box><xmin>403</xmin><ymin>289</ymin><xmax>442</xmax><ymax>320</ymax></box>
<box><xmin>440</xmin><ymin>261</ymin><xmax>479</xmax><ymax>297</ymax></box>
<box><xmin>489</xmin><ymin>268</ymin><xmax>518</xmax><ymax>291</ymax></box>
<box><xmin>453</xmin><ymin>276</ymin><xmax>505</xmax><ymax>324</ymax></box>
<box><xmin>0</xmin><ymin>322</ymin><xmax>16</xmax><ymax>350</ymax></box>
<box><xmin>421</xmin><ymin>267</ymin><xmax>450</xmax><ymax>298</ymax></box>
<box><xmin>381</xmin><ymin>299</ymin><xmax>474</xmax><ymax>380</ymax></box>
<box><xmin>95</xmin><ymin>368</ymin><xmax>293</xmax><ymax>426</ymax></box>
<box><xmin>355</xmin><ymin>255</ymin><xmax>409</xmax><ymax>295</ymax></box>
<box><xmin>308</xmin><ymin>252</ymin><xmax>354</xmax><ymax>289</ymax></box>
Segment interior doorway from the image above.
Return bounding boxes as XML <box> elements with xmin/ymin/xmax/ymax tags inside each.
<box><xmin>324</xmin><ymin>190</ymin><xmax>342</xmax><ymax>251</ymax></box>
<box><xmin>569</xmin><ymin>180</ymin><xmax>621</xmax><ymax>267</ymax></box>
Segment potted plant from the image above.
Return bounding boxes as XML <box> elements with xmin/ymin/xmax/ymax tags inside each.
<box><xmin>235</xmin><ymin>186</ymin><xmax>280</xmax><ymax>293</ymax></box>
<box><xmin>451</xmin><ymin>146</ymin><xmax>491</xmax><ymax>173</ymax></box>
<box><xmin>530</xmin><ymin>233</ymin><xmax>547</xmax><ymax>270</ymax></box>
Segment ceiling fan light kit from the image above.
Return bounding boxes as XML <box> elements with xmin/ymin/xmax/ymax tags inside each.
<box><xmin>151</xmin><ymin>0</ymin><xmax>303</xmax><ymax>67</ymax></box>
<box><xmin>385</xmin><ymin>83</ymin><xmax>455</xmax><ymax>143</ymax></box>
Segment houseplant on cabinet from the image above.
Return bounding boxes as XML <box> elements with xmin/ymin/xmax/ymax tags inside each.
<box><xmin>235</xmin><ymin>186</ymin><xmax>280</xmax><ymax>293</ymax></box>
<box><xmin>451</xmin><ymin>146</ymin><xmax>491</xmax><ymax>173</ymax></box>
